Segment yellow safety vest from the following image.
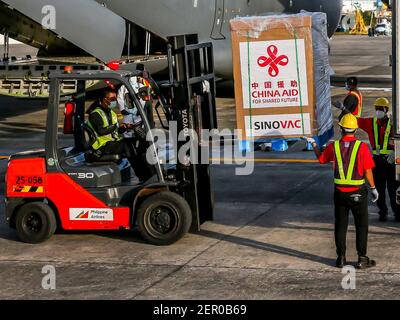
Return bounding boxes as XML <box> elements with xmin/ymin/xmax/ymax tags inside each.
<box><xmin>373</xmin><ymin>118</ymin><xmax>392</xmax><ymax>155</ymax></box>
<box><xmin>334</xmin><ymin>140</ymin><xmax>365</xmax><ymax>186</ymax></box>
<box><xmin>88</xmin><ymin>108</ymin><xmax>121</xmax><ymax>150</ymax></box>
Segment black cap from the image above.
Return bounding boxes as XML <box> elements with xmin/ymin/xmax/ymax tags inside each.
<box><xmin>346</xmin><ymin>77</ymin><xmax>358</xmax><ymax>86</ymax></box>
<box><xmin>136</xmin><ymin>63</ymin><xmax>145</xmax><ymax>71</ymax></box>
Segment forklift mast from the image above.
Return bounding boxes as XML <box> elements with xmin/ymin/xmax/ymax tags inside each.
<box><xmin>165</xmin><ymin>34</ymin><xmax>218</xmax><ymax>232</ymax></box>
<box><xmin>394</xmin><ymin>1</ymin><xmax>400</xmax><ymax>178</ymax></box>
<box><xmin>391</xmin><ymin>1</ymin><xmax>400</xmax><ymax>206</ymax></box>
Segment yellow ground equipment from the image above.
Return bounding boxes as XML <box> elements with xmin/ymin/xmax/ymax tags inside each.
<box><xmin>350</xmin><ymin>9</ymin><xmax>369</xmax><ymax>35</ymax></box>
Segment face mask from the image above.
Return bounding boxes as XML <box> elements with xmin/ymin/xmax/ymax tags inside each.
<box><xmin>376</xmin><ymin>110</ymin><xmax>386</xmax><ymax>119</ymax></box>
<box><xmin>345</xmin><ymin>84</ymin><xmax>351</xmax><ymax>91</ymax></box>
<box><xmin>109</xmin><ymin>101</ymin><xmax>117</xmax><ymax>109</ymax></box>
<box><xmin>343</xmin><ymin>128</ymin><xmax>356</xmax><ymax>134</ymax></box>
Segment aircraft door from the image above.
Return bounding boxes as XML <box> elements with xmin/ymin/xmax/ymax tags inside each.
<box><xmin>211</xmin><ymin>0</ymin><xmax>226</xmax><ymax>40</ymax></box>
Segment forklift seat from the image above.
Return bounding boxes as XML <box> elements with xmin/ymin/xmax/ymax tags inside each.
<box><xmin>85</xmin><ymin>152</ymin><xmax>121</xmax><ymax>163</ymax></box>
<box><xmin>61</xmin><ymin>153</ymin><xmax>122</xmax><ymax>188</ymax></box>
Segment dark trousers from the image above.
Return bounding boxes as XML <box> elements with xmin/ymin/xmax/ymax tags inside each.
<box><xmin>373</xmin><ymin>155</ymin><xmax>400</xmax><ymax>217</ymax></box>
<box><xmin>125</xmin><ymin>138</ymin><xmax>157</xmax><ymax>182</ymax></box>
<box><xmin>101</xmin><ymin>140</ymin><xmax>149</xmax><ymax>181</ymax></box>
<box><xmin>102</xmin><ymin>140</ymin><xmax>134</xmax><ymax>159</ymax></box>
<box><xmin>103</xmin><ymin>139</ymin><xmax>156</xmax><ymax>182</ymax></box>
<box><xmin>334</xmin><ymin>187</ymin><xmax>369</xmax><ymax>257</ymax></box>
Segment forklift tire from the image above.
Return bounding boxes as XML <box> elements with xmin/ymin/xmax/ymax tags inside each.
<box><xmin>137</xmin><ymin>192</ymin><xmax>192</xmax><ymax>245</ymax></box>
<box><xmin>15</xmin><ymin>202</ymin><xmax>57</xmax><ymax>244</ymax></box>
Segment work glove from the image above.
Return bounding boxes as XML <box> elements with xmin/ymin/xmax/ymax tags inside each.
<box><xmin>387</xmin><ymin>152</ymin><xmax>395</xmax><ymax>165</ymax></box>
<box><xmin>370</xmin><ymin>187</ymin><xmax>379</xmax><ymax>203</ymax></box>
<box><xmin>302</xmin><ymin>136</ymin><xmax>316</xmax><ymax>145</ymax></box>
<box><xmin>332</xmin><ymin>101</ymin><xmax>346</xmax><ymax>111</ymax></box>
<box><xmin>125</xmin><ymin>108</ymin><xmax>137</xmax><ymax>115</ymax></box>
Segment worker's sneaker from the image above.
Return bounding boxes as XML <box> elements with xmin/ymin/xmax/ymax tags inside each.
<box><xmin>378</xmin><ymin>211</ymin><xmax>388</xmax><ymax>222</ymax></box>
<box><xmin>379</xmin><ymin>214</ymin><xmax>388</xmax><ymax>222</ymax></box>
<box><xmin>356</xmin><ymin>256</ymin><xmax>376</xmax><ymax>269</ymax></box>
<box><xmin>335</xmin><ymin>256</ymin><xmax>347</xmax><ymax>268</ymax></box>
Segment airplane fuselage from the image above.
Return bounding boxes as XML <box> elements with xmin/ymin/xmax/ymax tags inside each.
<box><xmin>0</xmin><ymin>0</ymin><xmax>343</xmax><ymax>79</ymax></box>
<box><xmin>97</xmin><ymin>0</ymin><xmax>343</xmax><ymax>78</ymax></box>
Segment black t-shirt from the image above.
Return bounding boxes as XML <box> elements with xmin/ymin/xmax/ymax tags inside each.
<box><xmin>343</xmin><ymin>94</ymin><xmax>358</xmax><ymax>114</ymax></box>
<box><xmin>338</xmin><ymin>94</ymin><xmax>359</xmax><ymax>120</ymax></box>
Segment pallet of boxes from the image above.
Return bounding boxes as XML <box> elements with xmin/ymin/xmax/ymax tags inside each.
<box><xmin>230</xmin><ymin>12</ymin><xmax>333</xmax><ymax>146</ymax></box>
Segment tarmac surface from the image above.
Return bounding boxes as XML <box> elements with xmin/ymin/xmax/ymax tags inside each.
<box><xmin>330</xmin><ymin>34</ymin><xmax>392</xmax><ymax>83</ymax></box>
<box><xmin>0</xmin><ymin>35</ymin><xmax>400</xmax><ymax>300</ymax></box>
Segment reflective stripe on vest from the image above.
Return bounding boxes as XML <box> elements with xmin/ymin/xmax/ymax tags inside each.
<box><xmin>143</xmin><ymin>79</ymin><xmax>151</xmax><ymax>87</ymax></box>
<box><xmin>142</xmin><ymin>78</ymin><xmax>154</xmax><ymax>97</ymax></box>
<box><xmin>90</xmin><ymin>108</ymin><xmax>121</xmax><ymax>150</ymax></box>
<box><xmin>373</xmin><ymin>118</ymin><xmax>392</xmax><ymax>155</ymax></box>
<box><xmin>334</xmin><ymin>140</ymin><xmax>365</xmax><ymax>186</ymax></box>
<box><xmin>348</xmin><ymin>91</ymin><xmax>363</xmax><ymax>118</ymax></box>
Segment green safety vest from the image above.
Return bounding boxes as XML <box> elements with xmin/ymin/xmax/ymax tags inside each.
<box><xmin>334</xmin><ymin>140</ymin><xmax>365</xmax><ymax>186</ymax></box>
<box><xmin>88</xmin><ymin>107</ymin><xmax>121</xmax><ymax>150</ymax></box>
<box><xmin>373</xmin><ymin>118</ymin><xmax>392</xmax><ymax>155</ymax></box>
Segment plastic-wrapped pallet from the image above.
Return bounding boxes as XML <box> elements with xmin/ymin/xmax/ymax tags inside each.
<box><xmin>301</xmin><ymin>10</ymin><xmax>334</xmax><ymax>146</ymax></box>
<box><xmin>230</xmin><ymin>14</ymin><xmax>316</xmax><ymax>140</ymax></box>
<box><xmin>230</xmin><ymin>12</ymin><xmax>333</xmax><ymax>144</ymax></box>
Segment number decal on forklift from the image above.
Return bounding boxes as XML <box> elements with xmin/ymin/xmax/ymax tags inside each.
<box><xmin>78</xmin><ymin>173</ymin><xmax>95</xmax><ymax>179</ymax></box>
<box><xmin>13</xmin><ymin>176</ymin><xmax>45</xmax><ymax>193</ymax></box>
<box><xmin>16</xmin><ymin>176</ymin><xmax>43</xmax><ymax>185</ymax></box>
<box><xmin>68</xmin><ymin>173</ymin><xmax>95</xmax><ymax>179</ymax></box>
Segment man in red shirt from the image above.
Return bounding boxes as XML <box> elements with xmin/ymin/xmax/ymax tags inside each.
<box><xmin>306</xmin><ymin>114</ymin><xmax>378</xmax><ymax>269</ymax></box>
<box><xmin>357</xmin><ymin>97</ymin><xmax>400</xmax><ymax>222</ymax></box>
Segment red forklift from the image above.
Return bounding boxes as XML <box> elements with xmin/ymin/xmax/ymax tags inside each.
<box><xmin>4</xmin><ymin>35</ymin><xmax>217</xmax><ymax>245</ymax></box>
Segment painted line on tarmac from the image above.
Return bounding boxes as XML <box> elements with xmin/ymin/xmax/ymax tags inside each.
<box><xmin>332</xmin><ymin>86</ymin><xmax>392</xmax><ymax>92</ymax></box>
<box><xmin>0</xmin><ymin>123</ymin><xmax>45</xmax><ymax>133</ymax></box>
<box><xmin>0</xmin><ymin>155</ymin><xmax>318</xmax><ymax>163</ymax></box>
<box><xmin>210</xmin><ymin>158</ymin><xmax>319</xmax><ymax>164</ymax></box>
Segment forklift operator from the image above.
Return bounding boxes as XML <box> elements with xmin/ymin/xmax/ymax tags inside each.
<box><xmin>87</xmin><ymin>89</ymin><xmax>135</xmax><ymax>166</ymax></box>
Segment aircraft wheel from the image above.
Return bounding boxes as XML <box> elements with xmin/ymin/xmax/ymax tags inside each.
<box><xmin>137</xmin><ymin>192</ymin><xmax>192</xmax><ymax>245</ymax></box>
<box><xmin>15</xmin><ymin>202</ymin><xmax>57</xmax><ymax>244</ymax></box>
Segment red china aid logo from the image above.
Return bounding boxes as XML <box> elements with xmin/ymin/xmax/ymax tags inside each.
<box><xmin>257</xmin><ymin>45</ymin><xmax>289</xmax><ymax>77</ymax></box>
